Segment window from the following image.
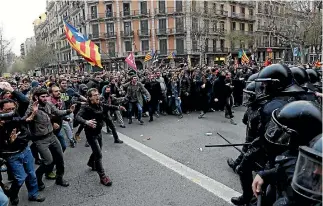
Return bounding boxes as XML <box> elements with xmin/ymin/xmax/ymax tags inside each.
<box><xmin>106</xmin><ymin>23</ymin><xmax>114</xmax><ymax>36</ymax></box>
<box><xmin>231</xmin><ymin>22</ymin><xmax>236</xmax><ymax>31</ymax></box>
<box><xmin>176</xmin><ymin>39</ymin><xmax>184</xmax><ymax>54</ymax></box>
<box><xmin>158</xmin><ymin>0</ymin><xmax>165</xmax><ymax>13</ymax></box>
<box><xmin>123</xmin><ymin>3</ymin><xmax>130</xmax><ymax>16</ymax></box>
<box><xmin>192</xmin><ymin>17</ymin><xmax>198</xmax><ymax>32</ymax></box>
<box><xmin>258</xmin><ymin>2</ymin><xmax>262</xmax><ymax>13</ymax></box>
<box><xmin>106</xmin><ymin>4</ymin><xmax>113</xmax><ymax>17</ymax></box>
<box><xmin>92</xmin><ymin>24</ymin><xmax>99</xmax><ymax>37</ymax></box>
<box><xmin>220</xmin><ymin>4</ymin><xmax>224</xmax><ymax>13</ymax></box>
<box><xmin>159</xmin><ymin>39</ymin><xmax>167</xmax><ymax>54</ymax></box>
<box><xmin>108</xmin><ymin>42</ymin><xmax>115</xmax><ymax>57</ymax></box>
<box><xmin>257</xmin><ymin>19</ymin><xmax>261</xmax><ymax>29</ymax></box>
<box><xmin>176</xmin><ymin>0</ymin><xmax>182</xmax><ymax>12</ymax></box>
<box><xmin>91</xmin><ymin>6</ymin><xmax>97</xmax><ymax>18</ymax></box>
<box><xmin>125</xmin><ymin>41</ymin><xmax>132</xmax><ymax>52</ymax></box>
<box><xmin>248</xmin><ymin>24</ymin><xmax>253</xmax><ymax>33</ymax></box>
<box><xmin>175</xmin><ymin>17</ymin><xmax>184</xmax><ymax>32</ymax></box>
<box><xmin>96</xmin><ymin>42</ymin><xmax>101</xmax><ymax>52</ymax></box>
<box><xmin>231</xmin><ymin>5</ymin><xmax>236</xmax><ymax>13</ymax></box>
<box><xmin>264</xmin><ymin>4</ymin><xmax>268</xmax><ymax>14</ymax></box>
<box><xmin>220</xmin><ymin>21</ymin><xmax>225</xmax><ymax>31</ymax></box>
<box><xmin>192</xmin><ymin>40</ymin><xmax>198</xmax><ymax>51</ymax></box>
<box><xmin>124</xmin><ymin>22</ymin><xmax>132</xmax><ymax>35</ymax></box>
<box><xmin>192</xmin><ymin>0</ymin><xmax>196</xmax><ymax>12</ymax></box>
<box><xmin>141</xmin><ymin>40</ymin><xmax>149</xmax><ymax>52</ymax></box>
<box><xmin>204</xmin><ymin>1</ymin><xmax>208</xmax><ymax>13</ymax></box>
<box><xmin>213</xmin><ymin>3</ymin><xmax>216</xmax><ymax>10</ymax></box>
<box><xmin>240</xmin><ymin>23</ymin><xmax>245</xmax><ymax>31</ymax></box>
<box><xmin>204</xmin><ymin>19</ymin><xmax>209</xmax><ymax>33</ymax></box>
<box><xmin>159</xmin><ymin>19</ymin><xmax>166</xmax><ymax>34</ymax></box>
<box><xmin>241</xmin><ymin>7</ymin><xmax>245</xmax><ymax>16</ymax></box>
<box><xmin>212</xmin><ymin>21</ymin><xmax>217</xmax><ymax>32</ymax></box>
<box><xmin>140</xmin><ymin>1</ymin><xmax>147</xmax><ymax>14</ymax></box>
<box><xmin>140</xmin><ymin>20</ymin><xmax>149</xmax><ymax>35</ymax></box>
<box><xmin>249</xmin><ymin>9</ymin><xmax>253</xmax><ymax>16</ymax></box>
<box><xmin>213</xmin><ymin>39</ymin><xmax>217</xmax><ymax>52</ymax></box>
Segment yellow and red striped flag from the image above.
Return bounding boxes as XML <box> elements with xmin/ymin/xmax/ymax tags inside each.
<box><xmin>241</xmin><ymin>50</ymin><xmax>249</xmax><ymax>64</ymax></box>
<box><xmin>63</xmin><ymin>20</ymin><xmax>102</xmax><ymax>68</ymax></box>
<box><xmin>144</xmin><ymin>50</ymin><xmax>154</xmax><ymax>62</ymax></box>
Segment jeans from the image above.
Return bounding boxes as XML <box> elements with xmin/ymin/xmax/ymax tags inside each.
<box><xmin>128</xmin><ymin>102</ymin><xmax>142</xmax><ymax>120</ymax></box>
<box><xmin>6</xmin><ymin>146</ymin><xmax>39</xmax><ymax>199</ymax></box>
<box><xmin>105</xmin><ymin>119</ymin><xmax>119</xmax><ymax>141</ymax></box>
<box><xmin>34</xmin><ymin>133</ymin><xmax>65</xmax><ymax>182</ymax></box>
<box><xmin>168</xmin><ymin>97</ymin><xmax>182</xmax><ymax>114</ymax></box>
<box><xmin>55</xmin><ymin>130</ymin><xmax>67</xmax><ymax>152</ymax></box>
<box><xmin>86</xmin><ymin>133</ymin><xmax>105</xmax><ymax>177</ymax></box>
<box><xmin>0</xmin><ymin>188</ymin><xmax>8</xmax><ymax>206</ymax></box>
<box><xmin>61</xmin><ymin>120</ymin><xmax>73</xmax><ymax>142</ymax></box>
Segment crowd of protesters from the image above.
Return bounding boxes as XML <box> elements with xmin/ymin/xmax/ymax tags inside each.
<box><xmin>0</xmin><ymin>59</ymin><xmax>321</xmax><ymax>205</ymax></box>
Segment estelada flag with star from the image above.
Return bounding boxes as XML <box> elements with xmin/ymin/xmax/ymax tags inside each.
<box><xmin>63</xmin><ymin>20</ymin><xmax>102</xmax><ymax>68</ymax></box>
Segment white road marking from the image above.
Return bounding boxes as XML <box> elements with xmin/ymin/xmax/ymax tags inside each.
<box><xmin>116</xmin><ymin>132</ymin><xmax>242</xmax><ymax>205</ymax></box>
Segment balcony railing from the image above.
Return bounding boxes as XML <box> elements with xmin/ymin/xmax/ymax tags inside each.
<box><xmin>230</xmin><ymin>12</ymin><xmax>255</xmax><ymax>21</ymax></box>
<box><xmin>120</xmin><ymin>31</ymin><xmax>134</xmax><ymax>37</ymax></box>
<box><xmin>155</xmin><ymin>28</ymin><xmax>186</xmax><ymax>36</ymax></box>
<box><xmin>88</xmin><ymin>33</ymin><xmax>105</xmax><ymax>39</ymax></box>
<box><xmin>104</xmin><ymin>32</ymin><xmax>117</xmax><ymax>38</ymax></box>
<box><xmin>120</xmin><ymin>9</ymin><xmax>151</xmax><ymax>18</ymax></box>
<box><xmin>154</xmin><ymin>7</ymin><xmax>184</xmax><ymax>15</ymax></box>
<box><xmin>88</xmin><ymin>12</ymin><xmax>116</xmax><ymax>20</ymax></box>
<box><xmin>206</xmin><ymin>9</ymin><xmax>228</xmax><ymax>17</ymax></box>
<box><xmin>209</xmin><ymin>28</ymin><xmax>227</xmax><ymax>35</ymax></box>
<box><xmin>205</xmin><ymin>47</ymin><xmax>229</xmax><ymax>53</ymax></box>
<box><xmin>137</xmin><ymin>29</ymin><xmax>151</xmax><ymax>37</ymax></box>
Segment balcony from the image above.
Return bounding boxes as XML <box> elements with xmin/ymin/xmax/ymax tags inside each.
<box><xmin>156</xmin><ymin>28</ymin><xmax>186</xmax><ymax>36</ymax></box>
<box><xmin>60</xmin><ymin>45</ymin><xmax>71</xmax><ymax>51</ymax></box>
<box><xmin>137</xmin><ymin>29</ymin><xmax>151</xmax><ymax>37</ymax></box>
<box><xmin>206</xmin><ymin>9</ymin><xmax>228</xmax><ymax>17</ymax></box>
<box><xmin>75</xmin><ymin>16</ymin><xmax>86</xmax><ymax>26</ymax></box>
<box><xmin>120</xmin><ymin>31</ymin><xmax>134</xmax><ymax>38</ymax></box>
<box><xmin>205</xmin><ymin>47</ymin><xmax>229</xmax><ymax>54</ymax></box>
<box><xmin>120</xmin><ymin>10</ymin><xmax>151</xmax><ymax>18</ymax></box>
<box><xmin>154</xmin><ymin>7</ymin><xmax>184</xmax><ymax>16</ymax></box>
<box><xmin>88</xmin><ymin>12</ymin><xmax>116</xmax><ymax>21</ymax></box>
<box><xmin>156</xmin><ymin>49</ymin><xmax>185</xmax><ymax>56</ymax></box>
<box><xmin>209</xmin><ymin>28</ymin><xmax>227</xmax><ymax>36</ymax></box>
<box><xmin>88</xmin><ymin>33</ymin><xmax>105</xmax><ymax>40</ymax></box>
<box><xmin>70</xmin><ymin>3</ymin><xmax>81</xmax><ymax>16</ymax></box>
<box><xmin>229</xmin><ymin>1</ymin><xmax>255</xmax><ymax>7</ymax></box>
<box><xmin>104</xmin><ymin>32</ymin><xmax>117</xmax><ymax>38</ymax></box>
<box><xmin>229</xmin><ymin>12</ymin><xmax>255</xmax><ymax>21</ymax></box>
<box><xmin>60</xmin><ymin>32</ymin><xmax>66</xmax><ymax>39</ymax></box>
<box><xmin>58</xmin><ymin>2</ymin><xmax>69</xmax><ymax>15</ymax></box>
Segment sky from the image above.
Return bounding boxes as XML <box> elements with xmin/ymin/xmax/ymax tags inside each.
<box><xmin>0</xmin><ymin>0</ymin><xmax>47</xmax><ymax>55</ymax></box>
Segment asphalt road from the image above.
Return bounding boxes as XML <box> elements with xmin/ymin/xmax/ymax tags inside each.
<box><xmin>15</xmin><ymin>107</ymin><xmax>247</xmax><ymax>206</ymax></box>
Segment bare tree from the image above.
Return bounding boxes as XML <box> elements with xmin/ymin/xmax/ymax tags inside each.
<box><xmin>24</xmin><ymin>41</ymin><xmax>57</xmax><ymax>70</ymax></box>
<box><xmin>0</xmin><ymin>26</ymin><xmax>13</xmax><ymax>74</ymax></box>
<box><xmin>264</xmin><ymin>0</ymin><xmax>322</xmax><ymax>63</ymax></box>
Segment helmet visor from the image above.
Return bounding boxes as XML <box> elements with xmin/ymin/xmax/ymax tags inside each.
<box><xmin>292</xmin><ymin>146</ymin><xmax>322</xmax><ymax>202</ymax></box>
<box><xmin>265</xmin><ymin>109</ymin><xmax>298</xmax><ymax>146</ymax></box>
<box><xmin>242</xmin><ymin>90</ymin><xmax>255</xmax><ymax>106</ymax></box>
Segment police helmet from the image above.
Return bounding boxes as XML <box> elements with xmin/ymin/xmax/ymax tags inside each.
<box><xmin>265</xmin><ymin>100</ymin><xmax>322</xmax><ymax>149</ymax></box>
<box><xmin>290</xmin><ymin>67</ymin><xmax>317</xmax><ymax>92</ymax></box>
<box><xmin>291</xmin><ymin>135</ymin><xmax>322</xmax><ymax>203</ymax></box>
<box><xmin>306</xmin><ymin>69</ymin><xmax>320</xmax><ymax>84</ymax></box>
<box><xmin>242</xmin><ymin>81</ymin><xmax>260</xmax><ymax>106</ymax></box>
<box><xmin>255</xmin><ymin>64</ymin><xmax>304</xmax><ymax>98</ymax></box>
<box><xmin>246</xmin><ymin>72</ymin><xmax>258</xmax><ymax>83</ymax></box>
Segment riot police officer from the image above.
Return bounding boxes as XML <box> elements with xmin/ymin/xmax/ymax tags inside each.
<box><xmin>306</xmin><ymin>68</ymin><xmax>322</xmax><ymax>92</ymax></box>
<box><xmin>231</xmin><ymin>64</ymin><xmax>308</xmax><ymax>205</ymax></box>
<box><xmin>251</xmin><ymin>100</ymin><xmax>322</xmax><ymax>206</ymax></box>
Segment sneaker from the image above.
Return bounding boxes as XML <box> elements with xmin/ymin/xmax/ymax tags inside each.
<box><xmin>29</xmin><ymin>195</ymin><xmax>45</xmax><ymax>202</ymax></box>
<box><xmin>70</xmin><ymin>140</ymin><xmax>76</xmax><ymax>148</ymax></box>
<box><xmin>155</xmin><ymin>113</ymin><xmax>160</xmax><ymax>118</ymax></box>
<box><xmin>120</xmin><ymin>125</ymin><xmax>126</xmax><ymax>128</ymax></box>
<box><xmin>128</xmin><ymin>119</ymin><xmax>132</xmax><ymax>124</ymax></box>
<box><xmin>198</xmin><ymin>112</ymin><xmax>205</xmax><ymax>119</ymax></box>
<box><xmin>139</xmin><ymin>120</ymin><xmax>144</xmax><ymax>125</ymax></box>
<box><xmin>178</xmin><ymin>114</ymin><xmax>183</xmax><ymax>119</ymax></box>
<box><xmin>100</xmin><ymin>176</ymin><xmax>112</xmax><ymax>186</ymax></box>
<box><xmin>46</xmin><ymin>172</ymin><xmax>56</xmax><ymax>180</ymax></box>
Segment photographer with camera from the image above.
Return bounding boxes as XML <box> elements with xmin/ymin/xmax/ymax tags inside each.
<box><xmin>0</xmin><ymin>98</ymin><xmax>45</xmax><ymax>205</ymax></box>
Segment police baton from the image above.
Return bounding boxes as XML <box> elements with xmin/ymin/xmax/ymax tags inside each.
<box><xmin>257</xmin><ymin>192</ymin><xmax>263</xmax><ymax>206</ymax></box>
<box><xmin>205</xmin><ymin>143</ymin><xmax>251</xmax><ymax>148</ymax></box>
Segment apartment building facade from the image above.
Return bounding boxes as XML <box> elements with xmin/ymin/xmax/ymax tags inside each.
<box><xmin>35</xmin><ymin>0</ymin><xmax>305</xmax><ymax>71</ymax></box>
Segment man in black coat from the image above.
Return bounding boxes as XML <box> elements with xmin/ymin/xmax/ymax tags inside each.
<box><xmin>144</xmin><ymin>74</ymin><xmax>162</xmax><ymax>122</ymax></box>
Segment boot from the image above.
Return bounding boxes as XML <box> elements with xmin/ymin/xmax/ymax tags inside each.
<box><xmin>100</xmin><ymin>175</ymin><xmax>112</xmax><ymax>186</ymax></box>
<box><xmin>55</xmin><ymin>177</ymin><xmax>70</xmax><ymax>187</ymax></box>
<box><xmin>128</xmin><ymin>119</ymin><xmax>132</xmax><ymax>124</ymax></box>
<box><xmin>114</xmin><ymin>138</ymin><xmax>123</xmax><ymax>144</ymax></box>
<box><xmin>227</xmin><ymin>158</ymin><xmax>238</xmax><ymax>172</ymax></box>
<box><xmin>149</xmin><ymin>116</ymin><xmax>153</xmax><ymax>122</ymax></box>
<box><xmin>231</xmin><ymin>171</ymin><xmax>253</xmax><ymax>205</ymax></box>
